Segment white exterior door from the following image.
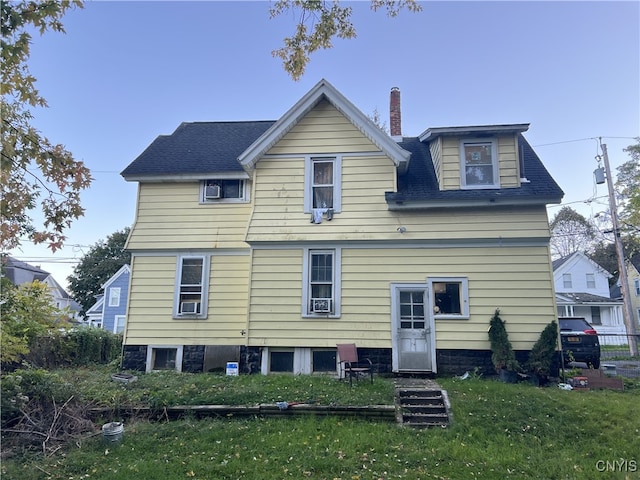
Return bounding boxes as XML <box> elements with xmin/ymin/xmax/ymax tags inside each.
<box><xmin>391</xmin><ymin>284</ymin><xmax>436</xmax><ymax>372</ymax></box>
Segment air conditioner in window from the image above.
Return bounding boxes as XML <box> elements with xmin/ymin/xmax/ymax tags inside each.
<box><xmin>180</xmin><ymin>302</ymin><xmax>199</xmax><ymax>314</ymax></box>
<box><xmin>311</xmin><ymin>298</ymin><xmax>332</xmax><ymax>313</ymax></box>
<box><xmin>205</xmin><ymin>184</ymin><xmax>221</xmax><ymax>200</ymax></box>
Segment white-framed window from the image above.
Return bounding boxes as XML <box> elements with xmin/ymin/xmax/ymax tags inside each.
<box><xmin>302</xmin><ymin>248</ymin><xmax>341</xmax><ymax>317</ymax></box>
<box><xmin>114</xmin><ymin>315</ymin><xmax>126</xmax><ymax>334</ymax></box>
<box><xmin>428</xmin><ymin>277</ymin><xmax>469</xmax><ymax>319</ymax></box>
<box><xmin>460</xmin><ymin>139</ymin><xmax>499</xmax><ymax>188</ymax></box>
<box><xmin>201</xmin><ymin>179</ymin><xmax>247</xmax><ymax>202</ymax></box>
<box><xmin>146</xmin><ymin>345</ymin><xmax>183</xmax><ymax>372</ymax></box>
<box><xmin>586</xmin><ymin>273</ymin><xmax>596</xmax><ymax>289</ymax></box>
<box><xmin>175</xmin><ymin>256</ymin><xmax>209</xmax><ymax>318</ymax></box>
<box><xmin>563</xmin><ymin>273</ymin><xmax>572</xmax><ymax>289</ymax></box>
<box><xmin>635</xmin><ymin>278</ymin><xmax>640</xmax><ymax>296</ymax></box>
<box><xmin>304</xmin><ymin>156</ymin><xmax>342</xmax><ymax>213</ymax></box>
<box><xmin>108</xmin><ymin>287</ymin><xmax>121</xmax><ymax>307</ymax></box>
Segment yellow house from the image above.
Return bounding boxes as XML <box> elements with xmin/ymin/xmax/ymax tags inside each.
<box><xmin>120</xmin><ymin>79</ymin><xmax>563</xmax><ymax>375</ymax></box>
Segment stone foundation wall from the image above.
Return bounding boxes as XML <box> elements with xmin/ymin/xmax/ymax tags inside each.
<box><xmin>359</xmin><ymin>348</ymin><xmax>392</xmax><ymax>374</ymax></box>
<box><xmin>182</xmin><ymin>345</ymin><xmax>206</xmax><ymax>373</ymax></box>
<box><xmin>241</xmin><ymin>346</ymin><xmax>262</xmax><ymax>374</ymax></box>
<box><xmin>121</xmin><ymin>345</ymin><xmax>147</xmax><ymax>371</ymax></box>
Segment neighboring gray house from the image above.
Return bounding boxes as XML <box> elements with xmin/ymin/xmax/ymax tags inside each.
<box><xmin>85</xmin><ymin>265</ymin><xmax>130</xmax><ymax>333</ymax></box>
<box><xmin>553</xmin><ymin>251</ymin><xmax>625</xmax><ymax>344</ymax></box>
<box><xmin>1</xmin><ymin>256</ymin><xmax>81</xmax><ymax>318</ymax></box>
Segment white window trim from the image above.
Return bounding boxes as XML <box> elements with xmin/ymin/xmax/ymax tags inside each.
<box><xmin>173</xmin><ymin>255</ymin><xmax>210</xmax><ymax>319</ymax></box>
<box><xmin>113</xmin><ymin>315</ymin><xmax>126</xmax><ymax>334</ymax></box>
<box><xmin>146</xmin><ymin>345</ymin><xmax>183</xmax><ymax>373</ymax></box>
<box><xmin>199</xmin><ymin>178</ymin><xmax>250</xmax><ymax>204</ymax></box>
<box><xmin>108</xmin><ymin>287</ymin><xmax>121</xmax><ymax>307</ymax></box>
<box><xmin>304</xmin><ymin>155</ymin><xmax>342</xmax><ymax>214</ymax></box>
<box><xmin>427</xmin><ymin>277</ymin><xmax>470</xmax><ymax>319</ymax></box>
<box><xmin>586</xmin><ymin>273</ymin><xmax>596</xmax><ymax>289</ymax></box>
<box><xmin>302</xmin><ymin>247</ymin><xmax>341</xmax><ymax>318</ymax></box>
<box><xmin>634</xmin><ymin>278</ymin><xmax>640</xmax><ymax>296</ymax></box>
<box><xmin>460</xmin><ymin>139</ymin><xmax>499</xmax><ymax>189</ymax></box>
<box><xmin>563</xmin><ymin>273</ymin><xmax>572</xmax><ymax>289</ymax></box>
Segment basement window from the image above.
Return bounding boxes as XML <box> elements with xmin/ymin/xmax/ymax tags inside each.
<box><xmin>147</xmin><ymin>346</ymin><xmax>183</xmax><ymax>372</ymax></box>
<box><xmin>269</xmin><ymin>350</ymin><xmax>294</xmax><ymax>373</ymax></box>
<box><xmin>312</xmin><ymin>350</ymin><xmax>337</xmax><ymax>373</ymax></box>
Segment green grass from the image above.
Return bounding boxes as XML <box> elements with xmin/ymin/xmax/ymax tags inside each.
<box><xmin>50</xmin><ymin>365</ymin><xmax>395</xmax><ymax>408</ymax></box>
<box><xmin>2</xmin><ymin>371</ymin><xmax>639</xmax><ymax>480</ymax></box>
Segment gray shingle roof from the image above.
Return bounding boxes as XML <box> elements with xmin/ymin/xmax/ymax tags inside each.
<box><xmin>121</xmin><ymin>121</ymin><xmax>276</xmax><ymax>178</ymax></box>
<box><xmin>121</xmin><ymin>119</ymin><xmax>563</xmax><ymax>209</ymax></box>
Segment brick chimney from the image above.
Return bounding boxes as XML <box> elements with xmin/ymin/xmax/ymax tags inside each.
<box><xmin>390</xmin><ymin>87</ymin><xmax>402</xmax><ymax>140</ymax></box>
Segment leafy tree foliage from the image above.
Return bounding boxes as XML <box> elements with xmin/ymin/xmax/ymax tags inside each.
<box><xmin>549</xmin><ymin>206</ymin><xmax>596</xmax><ymax>259</ymax></box>
<box><xmin>617</xmin><ymin>139</ymin><xmax>640</xmax><ymax>231</ymax></box>
<box><xmin>1</xmin><ymin>1</ymin><xmax>91</xmax><ymax>252</ymax></box>
<box><xmin>67</xmin><ymin>228</ymin><xmax>131</xmax><ymax>315</ymax></box>
<box><xmin>0</xmin><ymin>277</ymin><xmax>66</xmax><ymax>365</ymax></box>
<box><xmin>589</xmin><ymin>235</ymin><xmax>640</xmax><ymax>285</ymax></box>
<box><xmin>270</xmin><ymin>0</ymin><xmax>422</xmax><ymax>81</ymax></box>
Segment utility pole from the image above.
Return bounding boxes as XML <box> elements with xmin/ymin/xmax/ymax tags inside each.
<box><xmin>600</xmin><ymin>141</ymin><xmax>638</xmax><ymax>356</ymax></box>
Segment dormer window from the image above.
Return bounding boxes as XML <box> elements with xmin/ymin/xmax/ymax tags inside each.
<box><xmin>201</xmin><ymin>179</ymin><xmax>246</xmax><ymax>202</ymax></box>
<box><xmin>460</xmin><ymin>139</ymin><xmax>499</xmax><ymax>189</ymax></box>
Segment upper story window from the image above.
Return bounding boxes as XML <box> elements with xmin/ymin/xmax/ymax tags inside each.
<box><xmin>303</xmin><ymin>248</ymin><xmax>341</xmax><ymax>317</ymax></box>
<box><xmin>201</xmin><ymin>179</ymin><xmax>246</xmax><ymax>203</ymax></box>
<box><xmin>304</xmin><ymin>156</ymin><xmax>342</xmax><ymax>214</ymax></box>
<box><xmin>586</xmin><ymin>273</ymin><xmax>596</xmax><ymax>289</ymax></box>
<box><xmin>563</xmin><ymin>273</ymin><xmax>572</xmax><ymax>289</ymax></box>
<box><xmin>460</xmin><ymin>139</ymin><xmax>499</xmax><ymax>189</ymax></box>
<box><xmin>635</xmin><ymin>278</ymin><xmax>640</xmax><ymax>296</ymax></box>
<box><xmin>108</xmin><ymin>287</ymin><xmax>121</xmax><ymax>307</ymax></box>
<box><xmin>175</xmin><ymin>256</ymin><xmax>208</xmax><ymax>318</ymax></box>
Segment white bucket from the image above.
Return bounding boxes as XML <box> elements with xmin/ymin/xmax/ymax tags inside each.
<box><xmin>102</xmin><ymin>422</ymin><xmax>124</xmax><ymax>444</ymax></box>
<box><xmin>226</xmin><ymin>362</ymin><xmax>239</xmax><ymax>376</ymax></box>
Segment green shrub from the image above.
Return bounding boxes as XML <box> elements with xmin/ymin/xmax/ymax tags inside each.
<box><xmin>488</xmin><ymin>308</ymin><xmax>520</xmax><ymax>372</ymax></box>
<box><xmin>0</xmin><ymin>368</ymin><xmax>74</xmax><ymax>426</ymax></box>
<box><xmin>24</xmin><ymin>327</ymin><xmax>122</xmax><ymax>368</ymax></box>
<box><xmin>526</xmin><ymin>320</ymin><xmax>558</xmax><ymax>378</ymax></box>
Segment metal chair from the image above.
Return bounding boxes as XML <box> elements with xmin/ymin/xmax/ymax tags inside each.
<box><xmin>337</xmin><ymin>343</ymin><xmax>373</xmax><ymax>386</ymax></box>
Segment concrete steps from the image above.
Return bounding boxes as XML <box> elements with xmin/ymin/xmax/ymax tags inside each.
<box><xmin>396</xmin><ymin>388</ymin><xmax>450</xmax><ymax>428</ymax></box>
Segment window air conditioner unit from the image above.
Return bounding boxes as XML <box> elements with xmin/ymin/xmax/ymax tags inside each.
<box><xmin>205</xmin><ymin>184</ymin><xmax>221</xmax><ymax>199</ymax></box>
<box><xmin>311</xmin><ymin>298</ymin><xmax>332</xmax><ymax>313</ymax></box>
<box><xmin>180</xmin><ymin>302</ymin><xmax>199</xmax><ymax>314</ymax></box>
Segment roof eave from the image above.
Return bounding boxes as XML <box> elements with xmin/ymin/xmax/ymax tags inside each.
<box><xmin>122</xmin><ymin>172</ymin><xmax>251</xmax><ymax>183</ymax></box>
<box><xmin>385</xmin><ymin>194</ymin><xmax>563</xmax><ymax>211</ymax></box>
<box><xmin>418</xmin><ymin>123</ymin><xmax>530</xmax><ymax>143</ymax></box>
<box><xmin>238</xmin><ymin>79</ymin><xmax>411</xmax><ymax>173</ymax></box>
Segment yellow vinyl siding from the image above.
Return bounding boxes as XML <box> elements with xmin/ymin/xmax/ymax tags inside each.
<box><xmin>266</xmin><ymin>100</ymin><xmax>380</xmax><ymax>155</ymax></box>
<box><xmin>127</xmin><ymin>183</ymin><xmax>252</xmax><ymax>250</ymax></box>
<box><xmin>247</xmin><ymin>245</ymin><xmax>556</xmax><ymax>350</ymax></box>
<box><xmin>125</xmin><ymin>254</ymin><xmax>250</xmax><ymax>345</ymax></box>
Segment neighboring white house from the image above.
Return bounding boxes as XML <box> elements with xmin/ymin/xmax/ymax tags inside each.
<box><xmin>553</xmin><ymin>251</ymin><xmax>625</xmax><ymax>344</ymax></box>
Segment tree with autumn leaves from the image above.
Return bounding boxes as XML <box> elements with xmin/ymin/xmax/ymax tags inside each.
<box><xmin>1</xmin><ymin>1</ymin><xmax>91</xmax><ymax>253</ymax></box>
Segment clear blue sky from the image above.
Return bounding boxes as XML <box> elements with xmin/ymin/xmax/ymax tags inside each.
<box><xmin>9</xmin><ymin>1</ymin><xmax>639</xmax><ymax>288</ymax></box>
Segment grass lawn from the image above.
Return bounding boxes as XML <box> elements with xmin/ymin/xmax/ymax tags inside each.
<box><xmin>2</xmin><ymin>369</ymin><xmax>639</xmax><ymax>480</ymax></box>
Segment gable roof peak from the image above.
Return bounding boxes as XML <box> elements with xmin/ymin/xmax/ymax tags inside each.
<box><xmin>238</xmin><ymin>79</ymin><xmax>411</xmax><ymax>173</ymax></box>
